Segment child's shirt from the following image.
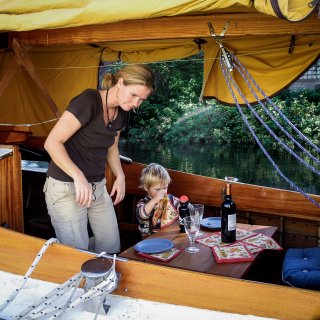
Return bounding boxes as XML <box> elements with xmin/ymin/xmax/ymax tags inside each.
<box><xmin>136</xmin><ymin>194</ymin><xmax>180</xmax><ymax>235</ymax></box>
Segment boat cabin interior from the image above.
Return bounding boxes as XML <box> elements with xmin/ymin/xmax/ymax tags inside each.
<box><xmin>1</xmin><ymin>130</ymin><xmax>319</xmax><ymax>288</ymax></box>
<box><xmin>0</xmin><ymin>2</ymin><xmax>320</xmax><ymax>318</ymax></box>
<box><xmin>1</xmin><ymin>135</ymin><xmax>320</xmax><ymax>320</ymax></box>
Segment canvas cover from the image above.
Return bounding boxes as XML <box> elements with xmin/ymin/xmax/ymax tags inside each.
<box><xmin>0</xmin><ymin>45</ymin><xmax>100</xmax><ymax>136</ymax></box>
<box><xmin>0</xmin><ymin>0</ymin><xmax>316</xmax><ymax>31</ymax></box>
<box><xmin>0</xmin><ymin>0</ymin><xmax>319</xmax><ymax>136</ymax></box>
<box><xmin>201</xmin><ymin>35</ymin><xmax>320</xmax><ymax>103</ymax></box>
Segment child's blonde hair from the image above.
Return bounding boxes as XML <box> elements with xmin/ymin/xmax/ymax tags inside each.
<box><xmin>139</xmin><ymin>163</ymin><xmax>171</xmax><ymax>190</ymax></box>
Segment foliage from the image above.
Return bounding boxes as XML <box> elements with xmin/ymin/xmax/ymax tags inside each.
<box><xmin>124</xmin><ymin>57</ymin><xmax>320</xmax><ymax>151</ymax></box>
<box><xmin>126</xmin><ymin>54</ymin><xmax>203</xmax><ymax>142</ymax></box>
<box><xmin>275</xmin><ymin>87</ymin><xmax>320</xmax><ymax>147</ymax></box>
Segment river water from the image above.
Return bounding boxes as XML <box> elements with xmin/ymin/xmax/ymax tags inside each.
<box><xmin>119</xmin><ymin>139</ymin><xmax>320</xmax><ymax>196</ymax></box>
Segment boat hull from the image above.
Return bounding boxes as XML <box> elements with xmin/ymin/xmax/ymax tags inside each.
<box><xmin>1</xmin><ymin>227</ymin><xmax>319</xmax><ymax>320</ymax></box>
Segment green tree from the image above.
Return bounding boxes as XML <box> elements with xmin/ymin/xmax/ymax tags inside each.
<box><xmin>122</xmin><ymin>57</ymin><xmax>319</xmax><ymax>151</ymax></box>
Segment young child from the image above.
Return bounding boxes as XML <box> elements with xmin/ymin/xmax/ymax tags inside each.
<box><xmin>136</xmin><ymin>163</ymin><xmax>180</xmax><ymax>236</ymax></box>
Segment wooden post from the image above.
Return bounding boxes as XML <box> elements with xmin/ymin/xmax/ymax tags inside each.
<box><xmin>0</xmin><ymin>145</ymin><xmax>23</xmax><ymax>232</ymax></box>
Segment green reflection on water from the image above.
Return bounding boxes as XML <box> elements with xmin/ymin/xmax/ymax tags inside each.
<box><xmin>119</xmin><ymin>139</ymin><xmax>320</xmax><ymax>195</ymax></box>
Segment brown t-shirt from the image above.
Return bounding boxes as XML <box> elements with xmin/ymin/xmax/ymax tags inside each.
<box><xmin>47</xmin><ymin>89</ymin><xmax>127</xmax><ymax>182</ymax></box>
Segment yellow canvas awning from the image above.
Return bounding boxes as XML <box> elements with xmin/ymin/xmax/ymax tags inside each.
<box><xmin>0</xmin><ymin>0</ymin><xmax>316</xmax><ymax>32</ymax></box>
<box><xmin>0</xmin><ymin>33</ymin><xmax>319</xmax><ymax>136</ymax></box>
<box><xmin>0</xmin><ymin>44</ymin><xmax>100</xmax><ymax>136</ymax></box>
<box><xmin>100</xmin><ymin>39</ymin><xmax>200</xmax><ymax>63</ymax></box>
<box><xmin>0</xmin><ymin>0</ymin><xmax>318</xmax><ymax>136</ymax></box>
<box><xmin>202</xmin><ymin>35</ymin><xmax>320</xmax><ymax>104</ymax></box>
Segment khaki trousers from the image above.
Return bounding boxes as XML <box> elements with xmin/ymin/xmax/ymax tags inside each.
<box><xmin>44</xmin><ymin>176</ymin><xmax>120</xmax><ymax>254</ymax></box>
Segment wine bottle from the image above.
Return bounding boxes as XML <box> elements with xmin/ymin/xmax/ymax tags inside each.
<box><xmin>179</xmin><ymin>195</ymin><xmax>190</xmax><ymax>233</ymax></box>
<box><xmin>221</xmin><ymin>183</ymin><xmax>236</xmax><ymax>243</ymax></box>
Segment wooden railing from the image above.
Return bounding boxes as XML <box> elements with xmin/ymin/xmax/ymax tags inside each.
<box><xmin>25</xmin><ymin>136</ymin><xmax>320</xmax><ymax>223</ymax></box>
<box><xmin>2</xmin><ymin>132</ymin><xmax>318</xmax><ymax>249</ymax></box>
<box><xmin>113</xmin><ymin>161</ymin><xmax>320</xmax><ymax>248</ymax></box>
<box><xmin>0</xmin><ymin>126</ymin><xmax>31</xmax><ymax>144</ymax></box>
<box><xmin>1</xmin><ymin>227</ymin><xmax>320</xmax><ymax>320</ymax></box>
<box><xmin>119</xmin><ymin>161</ymin><xmax>320</xmax><ymax>220</ymax></box>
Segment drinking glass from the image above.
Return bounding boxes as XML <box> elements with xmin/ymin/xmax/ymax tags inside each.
<box><xmin>183</xmin><ymin>216</ymin><xmax>200</xmax><ymax>253</ymax></box>
<box><xmin>190</xmin><ymin>204</ymin><xmax>204</xmax><ymax>236</ymax></box>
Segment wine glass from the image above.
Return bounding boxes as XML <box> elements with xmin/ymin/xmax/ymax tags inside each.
<box><xmin>183</xmin><ymin>216</ymin><xmax>200</xmax><ymax>253</ymax></box>
<box><xmin>190</xmin><ymin>204</ymin><xmax>204</xmax><ymax>236</ymax></box>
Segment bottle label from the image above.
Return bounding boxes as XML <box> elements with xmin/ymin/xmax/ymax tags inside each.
<box><xmin>228</xmin><ymin>214</ymin><xmax>236</xmax><ymax>231</ymax></box>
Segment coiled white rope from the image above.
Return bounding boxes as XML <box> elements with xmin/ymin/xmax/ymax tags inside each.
<box><xmin>0</xmin><ymin>238</ymin><xmax>59</xmax><ymax>314</ymax></box>
<box><xmin>0</xmin><ymin>239</ymin><xmax>119</xmax><ymax>320</ymax></box>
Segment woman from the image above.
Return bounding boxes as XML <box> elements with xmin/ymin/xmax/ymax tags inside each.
<box><xmin>44</xmin><ymin>64</ymin><xmax>155</xmax><ymax>254</ymax></box>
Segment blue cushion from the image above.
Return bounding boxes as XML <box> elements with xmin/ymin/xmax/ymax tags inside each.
<box><xmin>283</xmin><ymin>248</ymin><xmax>320</xmax><ymax>290</ymax></box>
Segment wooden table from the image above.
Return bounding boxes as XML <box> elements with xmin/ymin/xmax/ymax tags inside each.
<box><xmin>119</xmin><ymin>221</ymin><xmax>278</xmax><ymax>279</ymax></box>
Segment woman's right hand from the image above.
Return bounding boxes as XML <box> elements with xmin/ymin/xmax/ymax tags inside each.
<box><xmin>73</xmin><ymin>174</ymin><xmax>93</xmax><ymax>207</ymax></box>
<box><xmin>44</xmin><ymin>111</ymin><xmax>94</xmax><ymax>207</ymax></box>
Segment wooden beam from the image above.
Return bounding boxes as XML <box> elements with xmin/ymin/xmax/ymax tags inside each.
<box><xmin>8</xmin><ymin>12</ymin><xmax>320</xmax><ymax>47</ymax></box>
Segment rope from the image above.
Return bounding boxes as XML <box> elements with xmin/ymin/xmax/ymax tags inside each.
<box><xmin>233</xmin><ymin>61</ymin><xmax>320</xmax><ymax>164</ymax></box>
<box><xmin>232</xmin><ymin>53</ymin><xmax>320</xmax><ymax>154</ymax></box>
<box><xmin>0</xmin><ymin>41</ymin><xmax>318</xmax><ymax>71</ymax></box>
<box><xmin>229</xmin><ymin>63</ymin><xmax>320</xmax><ymax>175</ymax></box>
<box><xmin>219</xmin><ymin>50</ymin><xmax>320</xmax><ymax>208</ymax></box>
<box><xmin>31</xmin><ymin>255</ymin><xmax>118</xmax><ymax>320</ymax></box>
<box><xmin>13</xmin><ymin>272</ymin><xmax>84</xmax><ymax>319</ymax></box>
<box><xmin>0</xmin><ymin>238</ymin><xmax>59</xmax><ymax>314</ymax></box>
<box><xmin>0</xmin><ymin>242</ymin><xmax>119</xmax><ymax>320</ymax></box>
<box><xmin>0</xmin><ymin>119</ymin><xmax>59</xmax><ymax>127</ymax></box>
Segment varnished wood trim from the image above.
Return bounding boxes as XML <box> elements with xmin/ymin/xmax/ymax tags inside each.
<box><xmin>0</xmin><ymin>227</ymin><xmax>319</xmax><ymax>320</ymax></box>
<box><xmin>121</xmin><ymin>162</ymin><xmax>320</xmax><ymax>221</ymax></box>
<box><xmin>0</xmin><ymin>126</ymin><xmax>31</xmax><ymax>144</ymax></box>
<box><xmin>7</xmin><ymin>13</ymin><xmax>320</xmax><ymax>47</ymax></box>
<box><xmin>0</xmin><ymin>146</ymin><xmax>23</xmax><ymax>231</ymax></box>
<box><xmin>26</xmin><ymin>135</ymin><xmax>46</xmax><ymax>150</ymax></box>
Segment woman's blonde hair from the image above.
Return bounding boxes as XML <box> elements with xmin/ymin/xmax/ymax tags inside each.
<box><xmin>101</xmin><ymin>64</ymin><xmax>155</xmax><ymax>91</ymax></box>
<box><xmin>139</xmin><ymin>163</ymin><xmax>171</xmax><ymax>190</ymax></box>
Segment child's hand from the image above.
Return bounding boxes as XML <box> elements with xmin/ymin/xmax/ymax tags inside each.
<box><xmin>153</xmin><ymin>192</ymin><xmax>166</xmax><ymax>205</ymax></box>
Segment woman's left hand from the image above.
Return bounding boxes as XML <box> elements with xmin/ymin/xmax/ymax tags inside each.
<box><xmin>110</xmin><ymin>174</ymin><xmax>125</xmax><ymax>205</ymax></box>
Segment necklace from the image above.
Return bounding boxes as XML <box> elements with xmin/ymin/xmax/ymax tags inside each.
<box><xmin>105</xmin><ymin>89</ymin><xmax>117</xmax><ymax>129</ymax></box>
